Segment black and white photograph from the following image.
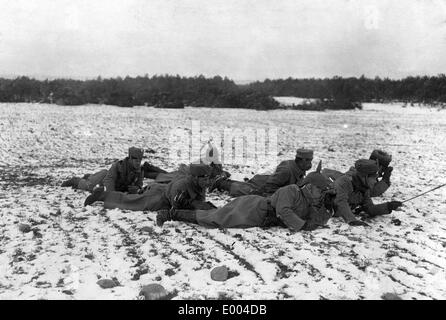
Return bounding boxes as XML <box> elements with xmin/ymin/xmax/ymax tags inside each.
<box><xmin>0</xmin><ymin>0</ymin><xmax>445</xmax><ymax>302</ymax></box>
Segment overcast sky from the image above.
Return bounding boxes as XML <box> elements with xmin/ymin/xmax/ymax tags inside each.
<box><xmin>0</xmin><ymin>0</ymin><xmax>446</xmax><ymax>81</ymax></box>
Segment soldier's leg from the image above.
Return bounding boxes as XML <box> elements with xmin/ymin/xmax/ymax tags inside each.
<box><xmin>77</xmin><ymin>169</ymin><xmax>108</xmax><ymax>192</ymax></box>
<box><xmin>156</xmin><ymin>208</ymin><xmax>199</xmax><ymax>226</ymax></box>
<box><xmin>84</xmin><ymin>186</ymin><xmax>107</xmax><ymax>206</ymax></box>
<box><xmin>210</xmin><ymin>177</ymin><xmax>260</xmax><ymax>197</ymax></box>
<box><xmin>61</xmin><ymin>176</ymin><xmax>81</xmax><ymax>188</ymax></box>
<box><xmin>228</xmin><ymin>181</ymin><xmax>261</xmax><ymax>197</ymax></box>
<box><xmin>102</xmin><ymin>184</ymin><xmax>169</xmax><ymax>211</ymax></box>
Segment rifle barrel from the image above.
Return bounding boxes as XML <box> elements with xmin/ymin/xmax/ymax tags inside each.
<box><xmin>402</xmin><ymin>183</ymin><xmax>446</xmax><ymax>203</ymax></box>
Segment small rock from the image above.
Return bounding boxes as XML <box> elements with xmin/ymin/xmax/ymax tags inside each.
<box><xmin>391</xmin><ymin>218</ymin><xmax>401</xmax><ymax>226</ymax></box>
<box><xmin>85</xmin><ymin>254</ymin><xmax>94</xmax><ymax>260</ymax></box>
<box><xmin>328</xmin><ymin>146</ymin><xmax>335</xmax><ymax>152</ymax></box>
<box><xmin>32</xmin><ymin>230</ymin><xmax>43</xmax><ymax>239</ymax></box>
<box><xmin>139</xmin><ymin>283</ymin><xmax>169</xmax><ymax>300</ymax></box>
<box><xmin>18</xmin><ymin>223</ymin><xmax>31</xmax><ymax>233</ymax></box>
<box><xmin>211</xmin><ymin>266</ymin><xmax>228</xmax><ymax>281</ymax></box>
<box><xmin>165</xmin><ymin>268</ymin><xmax>175</xmax><ymax>276</ymax></box>
<box><xmin>381</xmin><ymin>293</ymin><xmax>403</xmax><ymax>300</ymax></box>
<box><xmin>97</xmin><ymin>279</ymin><xmax>118</xmax><ymax>289</ymax></box>
<box><xmin>140</xmin><ymin>226</ymin><xmax>153</xmax><ymax>233</ymax></box>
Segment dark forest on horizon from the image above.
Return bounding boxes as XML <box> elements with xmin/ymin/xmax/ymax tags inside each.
<box><xmin>1</xmin><ymin>74</ymin><xmax>446</xmax><ymax>110</ymax></box>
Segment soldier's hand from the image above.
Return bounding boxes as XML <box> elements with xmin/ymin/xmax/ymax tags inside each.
<box><xmin>382</xmin><ymin>166</ymin><xmax>393</xmax><ymax>183</ymax></box>
<box><xmin>128</xmin><ymin>186</ymin><xmax>139</xmax><ymax>194</ymax></box>
<box><xmin>349</xmin><ymin>220</ymin><xmax>370</xmax><ymax>227</ymax></box>
<box><xmin>387</xmin><ymin>200</ymin><xmax>403</xmax><ymax>212</ymax></box>
<box><xmin>301</xmin><ymin>221</ymin><xmax>319</xmax><ymax>231</ymax></box>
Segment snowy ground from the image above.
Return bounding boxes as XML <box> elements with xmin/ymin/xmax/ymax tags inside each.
<box><xmin>0</xmin><ymin>102</ymin><xmax>445</xmax><ymax>300</ymax></box>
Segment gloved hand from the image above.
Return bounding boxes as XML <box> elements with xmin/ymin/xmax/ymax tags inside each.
<box><xmin>128</xmin><ymin>186</ymin><xmax>139</xmax><ymax>194</ymax></box>
<box><xmin>301</xmin><ymin>221</ymin><xmax>319</xmax><ymax>231</ymax></box>
<box><xmin>348</xmin><ymin>220</ymin><xmax>370</xmax><ymax>227</ymax></box>
<box><xmin>382</xmin><ymin>166</ymin><xmax>393</xmax><ymax>184</ymax></box>
<box><xmin>387</xmin><ymin>200</ymin><xmax>403</xmax><ymax>212</ymax></box>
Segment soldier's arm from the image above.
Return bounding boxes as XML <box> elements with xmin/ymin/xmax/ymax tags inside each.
<box><xmin>370</xmin><ymin>179</ymin><xmax>390</xmax><ymax>197</ymax></box>
<box><xmin>103</xmin><ymin>163</ymin><xmax>118</xmax><ymax>192</ymax></box>
<box><xmin>333</xmin><ymin>177</ymin><xmax>358</xmax><ymax>223</ymax></box>
<box><xmin>136</xmin><ymin>171</ymin><xmax>144</xmax><ymax>188</ymax></box>
<box><xmin>263</xmin><ymin>163</ymin><xmax>290</xmax><ymax>194</ymax></box>
<box><xmin>362</xmin><ymin>191</ymin><xmax>390</xmax><ymax>216</ymax></box>
<box><xmin>195</xmin><ymin>189</ymin><xmax>206</xmax><ymax>201</ymax></box>
<box><xmin>272</xmin><ymin>185</ymin><xmax>306</xmax><ymax>231</ymax></box>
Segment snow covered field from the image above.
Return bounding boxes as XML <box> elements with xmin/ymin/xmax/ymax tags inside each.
<box><xmin>0</xmin><ymin>102</ymin><xmax>445</xmax><ymax>300</ymax></box>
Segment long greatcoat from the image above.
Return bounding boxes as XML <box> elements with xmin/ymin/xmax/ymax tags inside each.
<box><xmin>332</xmin><ymin>175</ymin><xmax>390</xmax><ymax>223</ymax></box>
<box><xmin>196</xmin><ymin>184</ymin><xmax>331</xmax><ymax>231</ymax></box>
<box><xmin>102</xmin><ymin>176</ymin><xmax>209</xmax><ymax>211</ymax></box>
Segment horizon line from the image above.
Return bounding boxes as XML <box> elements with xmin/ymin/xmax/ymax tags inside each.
<box><xmin>1</xmin><ymin>73</ymin><xmax>445</xmax><ymax>83</ymax></box>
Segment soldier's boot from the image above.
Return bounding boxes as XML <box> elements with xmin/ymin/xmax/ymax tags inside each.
<box><xmin>61</xmin><ymin>176</ymin><xmax>81</xmax><ymax>188</ymax></box>
<box><xmin>84</xmin><ymin>186</ymin><xmax>106</xmax><ymax>206</ymax></box>
<box><xmin>172</xmin><ymin>209</ymin><xmax>199</xmax><ymax>224</ymax></box>
<box><xmin>209</xmin><ymin>176</ymin><xmax>232</xmax><ymax>192</ymax></box>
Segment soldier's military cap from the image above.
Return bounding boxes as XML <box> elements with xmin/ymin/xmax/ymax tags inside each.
<box><xmin>369</xmin><ymin>149</ymin><xmax>392</xmax><ymax>167</ymax></box>
<box><xmin>128</xmin><ymin>147</ymin><xmax>144</xmax><ymax>160</ymax></box>
<box><xmin>296</xmin><ymin>148</ymin><xmax>314</xmax><ymax>159</ymax></box>
<box><xmin>189</xmin><ymin>164</ymin><xmax>212</xmax><ymax>177</ymax></box>
<box><xmin>301</xmin><ymin>172</ymin><xmax>333</xmax><ymax>190</ymax></box>
<box><xmin>355</xmin><ymin>159</ymin><xmax>379</xmax><ymax>175</ymax></box>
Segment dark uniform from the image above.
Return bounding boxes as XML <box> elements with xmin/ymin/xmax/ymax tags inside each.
<box><xmin>102</xmin><ymin>157</ymin><xmax>143</xmax><ymax>192</ymax></box>
<box><xmin>85</xmin><ymin>164</ymin><xmax>215</xmax><ymax>211</ymax></box>
<box><xmin>157</xmin><ymin>171</ymin><xmax>334</xmax><ymax>231</ymax></box>
<box><xmin>321</xmin><ymin>149</ymin><xmax>393</xmax><ymax>198</ymax></box>
<box><xmin>327</xmin><ymin>159</ymin><xmax>402</xmax><ymax>224</ymax></box>
<box><xmin>62</xmin><ymin>147</ymin><xmax>144</xmax><ymax>193</ymax></box>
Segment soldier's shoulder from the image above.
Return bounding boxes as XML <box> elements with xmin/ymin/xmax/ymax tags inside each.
<box><xmin>334</xmin><ymin>175</ymin><xmax>353</xmax><ymax>188</ymax></box>
<box><xmin>275</xmin><ymin>160</ymin><xmax>293</xmax><ymax>172</ymax></box>
<box><xmin>108</xmin><ymin>160</ymin><xmax>120</xmax><ymax>169</ymax></box>
<box><xmin>170</xmin><ymin>176</ymin><xmax>189</xmax><ymax>187</ymax></box>
<box><xmin>276</xmin><ymin>183</ymin><xmax>300</xmax><ymax>194</ymax></box>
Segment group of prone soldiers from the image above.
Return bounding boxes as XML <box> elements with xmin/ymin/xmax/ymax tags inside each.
<box><xmin>61</xmin><ymin>146</ymin><xmax>403</xmax><ymax>232</ymax></box>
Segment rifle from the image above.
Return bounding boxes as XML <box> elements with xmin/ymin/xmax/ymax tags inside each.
<box><xmin>401</xmin><ymin>183</ymin><xmax>446</xmax><ymax>203</ymax></box>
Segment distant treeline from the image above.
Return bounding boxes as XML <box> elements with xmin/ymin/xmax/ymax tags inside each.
<box><xmin>0</xmin><ymin>75</ymin><xmax>279</xmax><ymax>109</ymax></box>
<box><xmin>246</xmin><ymin>75</ymin><xmax>446</xmax><ymax>104</ymax></box>
<box><xmin>1</xmin><ymin>74</ymin><xmax>445</xmax><ymax>109</ymax></box>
